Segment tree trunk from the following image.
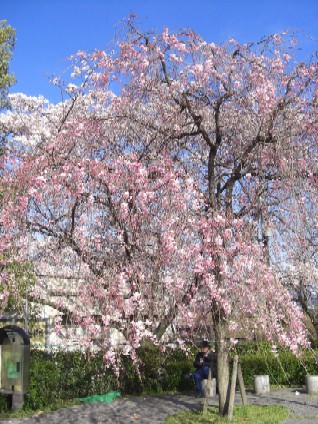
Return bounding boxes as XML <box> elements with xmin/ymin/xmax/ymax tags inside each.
<box><xmin>214</xmin><ymin>320</ymin><xmax>230</xmax><ymax>415</ymax></box>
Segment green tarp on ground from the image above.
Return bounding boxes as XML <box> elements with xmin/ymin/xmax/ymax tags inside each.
<box><xmin>78</xmin><ymin>390</ymin><xmax>121</xmax><ymax>403</ymax></box>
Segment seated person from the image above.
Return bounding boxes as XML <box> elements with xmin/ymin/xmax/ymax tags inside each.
<box><xmin>192</xmin><ymin>340</ymin><xmax>216</xmax><ymax>397</ymax></box>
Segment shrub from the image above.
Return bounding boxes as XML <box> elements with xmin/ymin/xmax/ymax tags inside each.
<box><xmin>23</xmin><ymin>349</ymin><xmax>117</xmax><ymax>411</ymax></box>
<box><xmin>25</xmin><ymin>350</ymin><xmax>62</xmax><ymax>410</ymax></box>
<box><xmin>239</xmin><ymin>349</ymin><xmax>318</xmax><ymax>387</ymax></box>
<box><xmin>9</xmin><ymin>346</ymin><xmax>193</xmax><ymax>412</ymax></box>
<box><xmin>233</xmin><ymin>341</ymin><xmax>273</xmax><ymax>355</ymax></box>
<box><xmin>119</xmin><ymin>345</ymin><xmax>194</xmax><ymax>394</ymax></box>
<box><xmin>0</xmin><ymin>395</ymin><xmax>9</xmax><ymax>414</ymax></box>
<box><xmin>1</xmin><ymin>344</ymin><xmax>317</xmax><ymax>413</ymax></box>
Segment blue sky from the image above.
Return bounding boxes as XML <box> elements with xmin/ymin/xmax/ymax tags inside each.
<box><xmin>2</xmin><ymin>0</ymin><xmax>318</xmax><ymax>103</ymax></box>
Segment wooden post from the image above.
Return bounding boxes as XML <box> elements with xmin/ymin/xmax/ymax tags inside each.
<box><xmin>228</xmin><ymin>355</ymin><xmax>238</xmax><ymax>421</ymax></box>
<box><xmin>237</xmin><ymin>362</ymin><xmax>248</xmax><ymax>406</ymax></box>
<box><xmin>203</xmin><ymin>367</ymin><xmax>212</xmax><ymax>415</ymax></box>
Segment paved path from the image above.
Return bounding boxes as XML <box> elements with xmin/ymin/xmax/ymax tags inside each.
<box><xmin>1</xmin><ymin>388</ymin><xmax>318</xmax><ymax>423</ymax></box>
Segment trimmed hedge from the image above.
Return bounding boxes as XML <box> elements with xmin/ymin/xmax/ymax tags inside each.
<box><xmin>1</xmin><ymin>344</ymin><xmax>318</xmax><ymax>413</ymax></box>
<box><xmin>239</xmin><ymin>349</ymin><xmax>318</xmax><ymax>387</ymax></box>
<box><xmin>24</xmin><ymin>350</ymin><xmax>117</xmax><ymax>410</ymax></box>
<box><xmin>0</xmin><ymin>346</ymin><xmax>194</xmax><ymax>412</ymax></box>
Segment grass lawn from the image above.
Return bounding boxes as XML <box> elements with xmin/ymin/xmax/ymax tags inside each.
<box><xmin>165</xmin><ymin>405</ymin><xmax>290</xmax><ymax>424</ymax></box>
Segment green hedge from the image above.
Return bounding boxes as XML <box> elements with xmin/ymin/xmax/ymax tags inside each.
<box><xmin>1</xmin><ymin>344</ymin><xmax>318</xmax><ymax>413</ymax></box>
<box><xmin>239</xmin><ymin>349</ymin><xmax>318</xmax><ymax>387</ymax></box>
<box><xmin>24</xmin><ymin>350</ymin><xmax>117</xmax><ymax>410</ymax></box>
<box><xmin>0</xmin><ymin>346</ymin><xmax>194</xmax><ymax>412</ymax></box>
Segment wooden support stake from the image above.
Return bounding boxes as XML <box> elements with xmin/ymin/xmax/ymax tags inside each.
<box><xmin>237</xmin><ymin>363</ymin><xmax>248</xmax><ymax>406</ymax></box>
<box><xmin>203</xmin><ymin>367</ymin><xmax>212</xmax><ymax>415</ymax></box>
<box><xmin>228</xmin><ymin>355</ymin><xmax>238</xmax><ymax>421</ymax></box>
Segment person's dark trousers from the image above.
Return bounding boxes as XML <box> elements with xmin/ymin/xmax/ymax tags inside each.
<box><xmin>192</xmin><ymin>366</ymin><xmax>210</xmax><ymax>397</ymax></box>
